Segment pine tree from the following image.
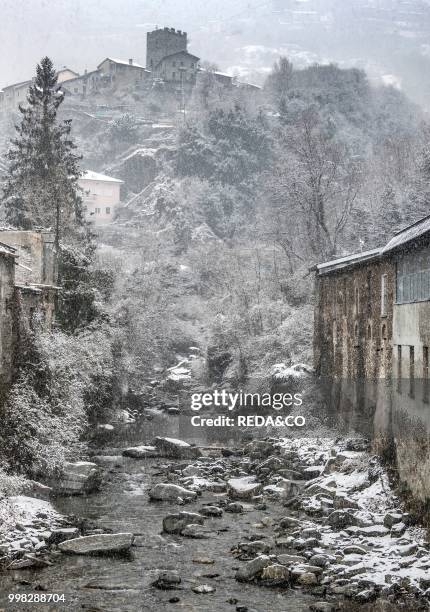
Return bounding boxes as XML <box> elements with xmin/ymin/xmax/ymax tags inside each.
<box><xmin>2</xmin><ymin>57</ymin><xmax>83</xmax><ymax>240</ymax></box>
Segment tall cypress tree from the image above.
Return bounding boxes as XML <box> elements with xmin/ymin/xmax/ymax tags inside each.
<box><xmin>2</xmin><ymin>57</ymin><xmax>83</xmax><ymax>240</ymax></box>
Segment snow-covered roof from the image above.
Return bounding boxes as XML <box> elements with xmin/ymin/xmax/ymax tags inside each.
<box><xmin>2</xmin><ymin>80</ymin><xmax>31</xmax><ymax>92</ymax></box>
<box><xmin>198</xmin><ymin>68</ymin><xmax>233</xmax><ymax>79</ymax></box>
<box><xmin>97</xmin><ymin>58</ymin><xmax>148</xmax><ymax>70</ymax></box>
<box><xmin>80</xmin><ymin>170</ymin><xmax>124</xmax><ymax>184</ymax></box>
<box><xmin>381</xmin><ymin>214</ymin><xmax>430</xmax><ymax>254</ymax></box>
<box><xmin>314</xmin><ymin>215</ymin><xmax>430</xmax><ymax>275</ymax></box>
<box><xmin>56</xmin><ymin>68</ymin><xmax>79</xmax><ymax>77</ymax></box>
<box><xmin>313</xmin><ymin>248</ymin><xmax>382</xmax><ymax>276</ymax></box>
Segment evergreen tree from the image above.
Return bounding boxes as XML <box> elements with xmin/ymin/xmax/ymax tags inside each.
<box><xmin>2</xmin><ymin>57</ymin><xmax>83</xmax><ymax>239</ymax></box>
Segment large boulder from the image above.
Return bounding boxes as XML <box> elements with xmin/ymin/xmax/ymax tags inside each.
<box><xmin>123</xmin><ymin>446</ymin><xmax>159</xmax><ymax>459</ymax></box>
<box><xmin>153</xmin><ymin>437</ymin><xmax>201</xmax><ymax>459</ymax></box>
<box><xmin>260</xmin><ymin>564</ymin><xmax>290</xmax><ymax>585</ymax></box>
<box><xmin>58</xmin><ymin>533</ymin><xmax>134</xmax><ymax>555</ymax></box>
<box><xmin>235</xmin><ymin>555</ymin><xmax>271</xmax><ymax>582</ymax></box>
<box><xmin>152</xmin><ymin>570</ymin><xmax>181</xmax><ymax>590</ymax></box>
<box><xmin>227</xmin><ymin>476</ymin><xmax>262</xmax><ymax>500</ymax></box>
<box><xmin>149</xmin><ymin>483</ymin><xmax>197</xmax><ymax>502</ymax></box>
<box><xmin>162</xmin><ymin>512</ymin><xmax>204</xmax><ymax>534</ymax></box>
<box><xmin>54</xmin><ymin>462</ymin><xmax>102</xmax><ymax>496</ymax></box>
<box><xmin>327</xmin><ymin>510</ymin><xmax>356</xmax><ymax>530</ymax></box>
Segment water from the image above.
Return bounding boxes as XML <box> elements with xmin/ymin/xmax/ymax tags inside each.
<box><xmin>0</xmin><ymin>412</ymin><xmax>314</xmax><ymax>612</ymax></box>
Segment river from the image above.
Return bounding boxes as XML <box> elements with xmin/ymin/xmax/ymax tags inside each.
<box><xmin>0</xmin><ymin>412</ymin><xmax>315</xmax><ymax>612</ymax></box>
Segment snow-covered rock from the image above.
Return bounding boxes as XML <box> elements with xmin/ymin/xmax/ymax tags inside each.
<box><xmin>162</xmin><ymin>511</ymin><xmax>204</xmax><ymax>534</ymax></box>
<box><xmin>153</xmin><ymin>436</ymin><xmax>201</xmax><ymax>459</ymax></box>
<box><xmin>58</xmin><ymin>533</ymin><xmax>134</xmax><ymax>555</ymax></box>
<box><xmin>149</xmin><ymin>483</ymin><xmax>197</xmax><ymax>502</ymax></box>
<box><xmin>235</xmin><ymin>555</ymin><xmax>271</xmax><ymax>582</ymax></box>
<box><xmin>123</xmin><ymin>445</ymin><xmax>159</xmax><ymax>459</ymax></box>
<box><xmin>227</xmin><ymin>476</ymin><xmax>262</xmax><ymax>500</ymax></box>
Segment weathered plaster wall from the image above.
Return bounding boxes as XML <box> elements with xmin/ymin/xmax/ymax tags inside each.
<box><xmin>0</xmin><ymin>230</ymin><xmax>56</xmax><ymax>286</ymax></box>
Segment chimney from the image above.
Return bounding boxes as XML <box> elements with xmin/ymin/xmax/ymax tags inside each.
<box><xmin>129</xmin><ymin>58</ymin><xmax>133</xmax><ymax>65</ymax></box>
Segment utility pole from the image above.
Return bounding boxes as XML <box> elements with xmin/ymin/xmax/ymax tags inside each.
<box><xmin>179</xmin><ymin>67</ymin><xmax>186</xmax><ymax>125</ymax></box>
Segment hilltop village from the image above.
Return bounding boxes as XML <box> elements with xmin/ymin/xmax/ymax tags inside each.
<box><xmin>0</xmin><ymin>26</ymin><xmax>259</xmax><ymax>112</ymax></box>
<box><xmin>0</xmin><ymin>26</ymin><xmax>260</xmax><ymax>227</ymax></box>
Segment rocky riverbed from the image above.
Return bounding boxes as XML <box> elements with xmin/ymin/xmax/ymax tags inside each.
<box><xmin>0</xmin><ymin>421</ymin><xmax>429</xmax><ymax>611</ymax></box>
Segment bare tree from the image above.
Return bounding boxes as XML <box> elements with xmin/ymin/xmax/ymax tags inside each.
<box><xmin>265</xmin><ymin>108</ymin><xmax>363</xmax><ymax>263</ymax></box>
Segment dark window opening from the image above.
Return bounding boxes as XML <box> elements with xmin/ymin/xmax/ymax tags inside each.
<box><xmin>397</xmin><ymin>345</ymin><xmax>402</xmax><ymax>393</ymax></box>
<box><xmin>409</xmin><ymin>346</ymin><xmax>415</xmax><ymax>398</ymax></box>
<box><xmin>424</xmin><ymin>346</ymin><xmax>429</xmax><ymax>403</ymax></box>
<box><xmin>381</xmin><ymin>274</ymin><xmax>388</xmax><ymax>316</ymax></box>
<box><xmin>367</xmin><ymin>324</ymin><xmax>372</xmax><ymax>340</ymax></box>
<box><xmin>367</xmin><ymin>271</ymin><xmax>372</xmax><ymax>315</ymax></box>
<box><xmin>355</xmin><ymin>286</ymin><xmax>360</xmax><ymax>314</ymax></box>
<box><xmin>343</xmin><ymin>278</ymin><xmax>347</xmax><ymax>316</ymax></box>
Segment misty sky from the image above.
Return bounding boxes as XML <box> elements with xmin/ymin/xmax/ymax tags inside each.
<box><xmin>2</xmin><ymin>0</ymin><xmax>430</xmax><ymax>107</ymax></box>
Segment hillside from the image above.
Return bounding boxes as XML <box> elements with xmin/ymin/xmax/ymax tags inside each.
<box><xmin>47</xmin><ymin>60</ymin><xmax>427</xmax><ymax>398</ymax></box>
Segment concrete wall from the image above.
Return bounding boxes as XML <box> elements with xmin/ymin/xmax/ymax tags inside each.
<box><xmin>392</xmin><ymin>302</ymin><xmax>430</xmax><ymax>379</ymax></box>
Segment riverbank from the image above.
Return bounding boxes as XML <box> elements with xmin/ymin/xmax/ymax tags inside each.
<box><xmin>0</xmin><ymin>412</ymin><xmax>429</xmax><ymax>611</ymax></box>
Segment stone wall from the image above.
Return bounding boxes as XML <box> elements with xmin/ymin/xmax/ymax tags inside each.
<box><xmin>0</xmin><ymin>250</ymin><xmax>18</xmax><ymax>393</ymax></box>
<box><xmin>314</xmin><ymin>258</ymin><xmax>395</xmax><ymax>380</ymax></box>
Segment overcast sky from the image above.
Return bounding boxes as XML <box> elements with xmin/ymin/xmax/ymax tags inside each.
<box><xmin>2</xmin><ymin>0</ymin><xmax>430</xmax><ymax>107</ymax></box>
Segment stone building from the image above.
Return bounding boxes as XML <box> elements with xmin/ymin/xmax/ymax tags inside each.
<box><xmin>314</xmin><ymin>215</ymin><xmax>430</xmax><ymax>505</ymax></box>
<box><xmin>0</xmin><ymin>230</ymin><xmax>58</xmax><ymax>395</ymax></box>
<box><xmin>62</xmin><ymin>69</ymin><xmax>102</xmax><ymax>98</ymax></box>
<box><xmin>313</xmin><ymin>215</ymin><xmax>430</xmax><ymax>384</ymax></box>
<box><xmin>152</xmin><ymin>50</ymin><xmax>200</xmax><ymax>85</ymax></box>
<box><xmin>146</xmin><ymin>27</ymin><xmax>200</xmax><ymax>86</ymax></box>
<box><xmin>0</xmin><ymin>230</ymin><xmax>58</xmax><ymax>330</ymax></box>
<box><xmin>96</xmin><ymin>58</ymin><xmax>150</xmax><ymax>90</ymax></box>
<box><xmin>146</xmin><ymin>27</ymin><xmax>188</xmax><ymax>71</ymax></box>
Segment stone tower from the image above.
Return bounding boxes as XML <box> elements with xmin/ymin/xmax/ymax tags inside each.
<box><xmin>146</xmin><ymin>27</ymin><xmax>188</xmax><ymax>71</ymax></box>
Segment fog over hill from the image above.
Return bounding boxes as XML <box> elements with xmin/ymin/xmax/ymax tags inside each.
<box><xmin>1</xmin><ymin>0</ymin><xmax>430</xmax><ymax>106</ymax></box>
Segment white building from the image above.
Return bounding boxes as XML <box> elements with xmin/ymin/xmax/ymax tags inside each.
<box><xmin>79</xmin><ymin>170</ymin><xmax>123</xmax><ymax>226</ymax></box>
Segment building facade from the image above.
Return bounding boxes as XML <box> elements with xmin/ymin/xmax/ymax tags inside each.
<box><xmin>0</xmin><ymin>68</ymin><xmax>78</xmax><ymax>113</ymax></box>
<box><xmin>79</xmin><ymin>170</ymin><xmax>123</xmax><ymax>226</ymax></box>
<box><xmin>0</xmin><ymin>230</ymin><xmax>59</xmax><ymax>395</ymax></box>
<box><xmin>96</xmin><ymin>58</ymin><xmax>150</xmax><ymax>90</ymax></box>
<box><xmin>152</xmin><ymin>50</ymin><xmax>200</xmax><ymax>85</ymax></box>
<box><xmin>314</xmin><ymin>215</ymin><xmax>430</xmax><ymax>385</ymax></box>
